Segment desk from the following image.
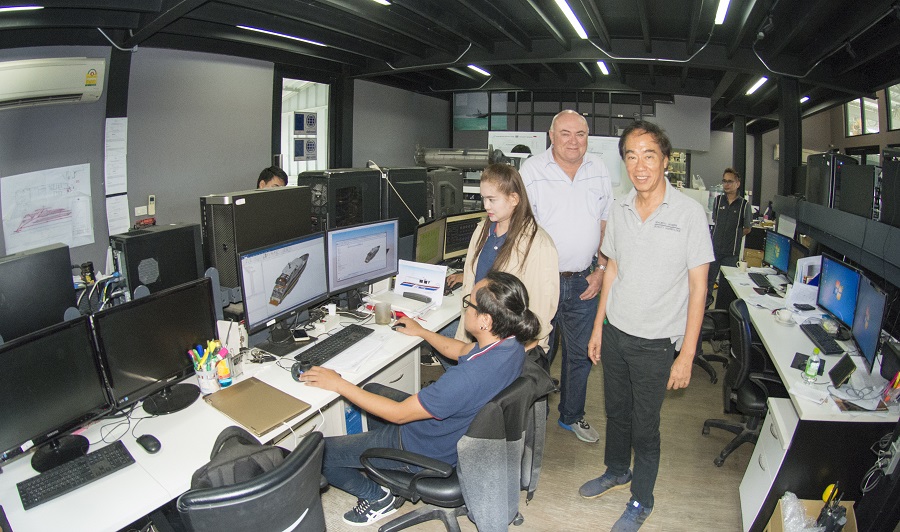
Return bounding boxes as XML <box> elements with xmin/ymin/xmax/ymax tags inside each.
<box><xmin>0</xmin><ymin>294</ymin><xmax>462</xmax><ymax>531</ymax></box>
<box><xmin>720</xmin><ymin>268</ymin><xmax>899</xmax><ymax>531</ymax></box>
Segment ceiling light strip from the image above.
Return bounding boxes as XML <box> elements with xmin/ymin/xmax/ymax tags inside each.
<box><xmin>237</xmin><ymin>25</ymin><xmax>325</xmax><ymax>47</ymax></box>
<box><xmin>554</xmin><ymin>0</ymin><xmax>588</xmax><ymax>39</ymax></box>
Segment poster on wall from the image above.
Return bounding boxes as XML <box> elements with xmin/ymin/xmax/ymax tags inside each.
<box><xmin>453</xmin><ymin>92</ymin><xmax>507</xmax><ymax>130</ymax></box>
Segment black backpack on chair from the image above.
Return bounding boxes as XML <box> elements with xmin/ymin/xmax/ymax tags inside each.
<box><xmin>190</xmin><ymin>426</ymin><xmax>287</xmax><ymax>489</ymax></box>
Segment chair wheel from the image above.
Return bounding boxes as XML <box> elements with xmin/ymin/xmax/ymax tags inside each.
<box><xmin>702</xmin><ymin>426</ymin><xmax>710</xmax><ymax>435</ymax></box>
<box><xmin>714</xmin><ymin>457</ymin><xmax>725</xmax><ymax>467</ymax></box>
<box><xmin>513</xmin><ymin>513</ymin><xmax>524</xmax><ymax>526</ymax></box>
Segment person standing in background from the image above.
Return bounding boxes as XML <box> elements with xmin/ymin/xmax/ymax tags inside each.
<box><xmin>708</xmin><ymin>167</ymin><xmax>751</xmax><ymax>293</ymax></box>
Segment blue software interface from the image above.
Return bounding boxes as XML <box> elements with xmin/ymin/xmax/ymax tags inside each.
<box><xmin>817</xmin><ymin>255</ymin><xmax>861</xmax><ymax>327</ymax></box>
<box><xmin>763</xmin><ymin>230</ymin><xmax>791</xmax><ymax>274</ymax></box>
<box><xmin>852</xmin><ymin>277</ymin><xmax>887</xmax><ymax>369</ymax></box>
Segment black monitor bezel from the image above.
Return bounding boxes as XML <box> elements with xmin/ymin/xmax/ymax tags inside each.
<box><xmin>414</xmin><ymin>217</ymin><xmax>447</xmax><ymax>265</ymax></box>
<box><xmin>762</xmin><ymin>229</ymin><xmax>791</xmax><ymax>275</ymax></box>
<box><xmin>326</xmin><ymin>218</ymin><xmax>400</xmax><ymax>295</ymax></box>
<box><xmin>786</xmin><ymin>239</ymin><xmax>809</xmax><ymax>284</ymax></box>
<box><xmin>238</xmin><ymin>232</ymin><xmax>330</xmax><ymax>335</ymax></box>
<box><xmin>442</xmin><ymin>210</ymin><xmax>487</xmax><ymax>261</ymax></box>
<box><xmin>92</xmin><ymin>277</ymin><xmax>217</xmax><ymax>412</ymax></box>
<box><xmin>816</xmin><ymin>253</ymin><xmax>862</xmax><ymax>329</ymax></box>
<box><xmin>852</xmin><ymin>276</ymin><xmax>887</xmax><ymax>370</ymax></box>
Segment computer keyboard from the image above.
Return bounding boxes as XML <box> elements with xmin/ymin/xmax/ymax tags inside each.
<box><xmin>749</xmin><ymin>272</ymin><xmax>773</xmax><ymax>288</ymax></box>
<box><xmin>294</xmin><ymin>323</ymin><xmax>374</xmax><ymax>366</ymax></box>
<box><xmin>17</xmin><ymin>440</ymin><xmax>135</xmax><ymax>510</ymax></box>
<box><xmin>799</xmin><ymin>322</ymin><xmax>844</xmax><ymax>355</ymax></box>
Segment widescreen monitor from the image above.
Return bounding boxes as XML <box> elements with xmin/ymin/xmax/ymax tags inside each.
<box><xmin>327</xmin><ymin>219</ymin><xmax>399</xmax><ymax>294</ymax></box>
<box><xmin>763</xmin><ymin>230</ymin><xmax>791</xmax><ymax>275</ymax></box>
<box><xmin>0</xmin><ymin>243</ymin><xmax>76</xmax><ymax>343</ymax></box>
<box><xmin>93</xmin><ymin>278</ymin><xmax>218</xmax><ymax>416</ymax></box>
<box><xmin>816</xmin><ymin>255</ymin><xmax>861</xmax><ymax>328</ymax></box>
<box><xmin>852</xmin><ymin>277</ymin><xmax>887</xmax><ymax>370</ymax></box>
<box><xmin>414</xmin><ymin>218</ymin><xmax>446</xmax><ymax>265</ymax></box>
<box><xmin>0</xmin><ymin>316</ymin><xmax>111</xmax><ymax>472</ymax></box>
<box><xmin>443</xmin><ymin>211</ymin><xmax>487</xmax><ymax>261</ymax></box>
<box><xmin>786</xmin><ymin>239</ymin><xmax>809</xmax><ymax>285</ymax></box>
<box><xmin>239</xmin><ymin>233</ymin><xmax>328</xmax><ymax>334</ymax></box>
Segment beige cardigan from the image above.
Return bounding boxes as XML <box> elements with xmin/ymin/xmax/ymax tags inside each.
<box><xmin>453</xmin><ymin>219</ymin><xmax>560</xmax><ymax>350</ymax></box>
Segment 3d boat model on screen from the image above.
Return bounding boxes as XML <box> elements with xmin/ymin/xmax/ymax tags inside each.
<box><xmin>270</xmin><ymin>254</ymin><xmax>309</xmax><ymax>305</ymax></box>
<box><xmin>365</xmin><ymin>246</ymin><xmax>380</xmax><ymax>263</ymax></box>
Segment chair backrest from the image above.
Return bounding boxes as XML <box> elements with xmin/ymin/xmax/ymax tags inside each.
<box><xmin>727</xmin><ymin>299</ymin><xmax>760</xmax><ymax>389</ymax></box>
<box><xmin>177</xmin><ymin>431</ymin><xmax>325</xmax><ymax>532</ymax></box>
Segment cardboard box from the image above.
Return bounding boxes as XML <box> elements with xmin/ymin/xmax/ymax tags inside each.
<box><xmin>764</xmin><ymin>499</ymin><xmax>856</xmax><ymax>532</ymax></box>
<box><xmin>744</xmin><ymin>249</ymin><xmax>764</xmax><ymax>268</ymax></box>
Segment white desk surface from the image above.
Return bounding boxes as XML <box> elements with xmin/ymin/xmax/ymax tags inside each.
<box><xmin>721</xmin><ymin>267</ymin><xmax>899</xmax><ymax>424</ymax></box>
<box><xmin>0</xmin><ymin>293</ymin><xmax>462</xmax><ymax>532</ymax></box>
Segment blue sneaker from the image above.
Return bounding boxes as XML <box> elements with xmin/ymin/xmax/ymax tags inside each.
<box><xmin>611</xmin><ymin>498</ymin><xmax>653</xmax><ymax>532</ymax></box>
<box><xmin>558</xmin><ymin>418</ymin><xmax>600</xmax><ymax>443</ymax></box>
<box><xmin>579</xmin><ymin>469</ymin><xmax>632</xmax><ymax>499</ymax></box>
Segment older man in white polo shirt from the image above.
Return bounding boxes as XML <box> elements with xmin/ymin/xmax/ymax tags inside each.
<box><xmin>520</xmin><ymin>110</ymin><xmax>613</xmax><ymax>444</ymax></box>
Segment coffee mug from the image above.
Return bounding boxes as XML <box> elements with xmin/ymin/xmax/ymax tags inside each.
<box><xmin>737</xmin><ymin>260</ymin><xmax>748</xmax><ymax>272</ymax></box>
<box><xmin>374</xmin><ymin>301</ymin><xmax>394</xmax><ymax>325</ymax></box>
<box><xmin>775</xmin><ymin>308</ymin><xmax>792</xmax><ymax>324</ymax></box>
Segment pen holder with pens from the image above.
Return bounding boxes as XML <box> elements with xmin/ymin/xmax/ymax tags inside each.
<box><xmin>189</xmin><ymin>339</ymin><xmax>231</xmax><ymax>394</ymax></box>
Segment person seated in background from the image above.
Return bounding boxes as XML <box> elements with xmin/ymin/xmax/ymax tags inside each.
<box><xmin>256</xmin><ymin>166</ymin><xmax>287</xmax><ymax>189</ymax></box>
<box><xmin>300</xmin><ymin>271</ymin><xmax>540</xmax><ymax>527</ymax></box>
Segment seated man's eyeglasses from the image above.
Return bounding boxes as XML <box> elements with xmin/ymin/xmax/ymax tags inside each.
<box><xmin>722</xmin><ymin>179</ymin><xmax>736</xmax><ymax>184</ymax></box>
<box><xmin>462</xmin><ymin>294</ymin><xmax>479</xmax><ymax>312</ymax></box>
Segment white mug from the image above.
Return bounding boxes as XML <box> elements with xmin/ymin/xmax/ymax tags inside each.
<box><xmin>775</xmin><ymin>309</ymin><xmax>792</xmax><ymax>323</ymax></box>
<box><xmin>737</xmin><ymin>261</ymin><xmax>748</xmax><ymax>272</ymax></box>
<box><xmin>374</xmin><ymin>301</ymin><xmax>394</xmax><ymax>325</ymax></box>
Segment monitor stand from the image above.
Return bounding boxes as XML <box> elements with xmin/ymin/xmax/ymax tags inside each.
<box><xmin>32</xmin><ymin>434</ymin><xmax>89</xmax><ymax>473</ymax></box>
<box><xmin>835</xmin><ymin>323</ymin><xmax>853</xmax><ymax>342</ymax></box>
<box><xmin>142</xmin><ymin>383</ymin><xmax>200</xmax><ymax>415</ymax></box>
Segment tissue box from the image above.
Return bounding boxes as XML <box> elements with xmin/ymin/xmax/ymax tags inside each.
<box><xmin>764</xmin><ymin>499</ymin><xmax>856</xmax><ymax>532</ymax></box>
<box><xmin>744</xmin><ymin>249</ymin><xmax>764</xmax><ymax>268</ymax></box>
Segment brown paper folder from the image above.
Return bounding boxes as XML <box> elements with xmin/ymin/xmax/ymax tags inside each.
<box><xmin>204</xmin><ymin>377</ymin><xmax>311</xmax><ymax>437</ymax></box>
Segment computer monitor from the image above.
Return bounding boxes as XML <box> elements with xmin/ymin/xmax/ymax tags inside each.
<box><xmin>763</xmin><ymin>230</ymin><xmax>791</xmax><ymax>275</ymax></box>
<box><xmin>786</xmin><ymin>239</ymin><xmax>809</xmax><ymax>285</ymax></box>
<box><xmin>414</xmin><ymin>218</ymin><xmax>446</xmax><ymax>265</ymax></box>
<box><xmin>0</xmin><ymin>243</ymin><xmax>76</xmax><ymax>343</ymax></box>
<box><xmin>816</xmin><ymin>254</ymin><xmax>861</xmax><ymax>329</ymax></box>
<box><xmin>0</xmin><ymin>316</ymin><xmax>111</xmax><ymax>472</ymax></box>
<box><xmin>239</xmin><ymin>233</ymin><xmax>329</xmax><ymax>335</ymax></box>
<box><xmin>327</xmin><ymin>219</ymin><xmax>399</xmax><ymax>294</ymax></box>
<box><xmin>92</xmin><ymin>277</ymin><xmax>218</xmax><ymax>416</ymax></box>
<box><xmin>443</xmin><ymin>211</ymin><xmax>487</xmax><ymax>261</ymax></box>
<box><xmin>852</xmin><ymin>277</ymin><xmax>887</xmax><ymax>371</ymax></box>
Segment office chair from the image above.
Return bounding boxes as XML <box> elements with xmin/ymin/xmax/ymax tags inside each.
<box><xmin>696</xmin><ymin>306</ymin><xmax>732</xmax><ymax>383</ymax></box>
<box><xmin>702</xmin><ymin>299</ymin><xmax>786</xmax><ymax>466</ymax></box>
<box><xmin>176</xmin><ymin>431</ymin><xmax>326</xmax><ymax>532</ymax></box>
<box><xmin>360</xmin><ymin>360</ymin><xmax>555</xmax><ymax>532</ymax></box>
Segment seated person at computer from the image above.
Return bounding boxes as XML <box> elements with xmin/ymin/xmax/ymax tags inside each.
<box><xmin>256</xmin><ymin>166</ymin><xmax>287</xmax><ymax>189</ymax></box>
<box><xmin>443</xmin><ymin>163</ymin><xmax>559</xmax><ymax>354</ymax></box>
<box><xmin>300</xmin><ymin>271</ymin><xmax>539</xmax><ymax>526</ymax></box>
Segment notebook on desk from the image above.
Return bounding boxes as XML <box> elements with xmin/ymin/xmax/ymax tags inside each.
<box><xmin>204</xmin><ymin>377</ymin><xmax>310</xmax><ymax>437</ymax></box>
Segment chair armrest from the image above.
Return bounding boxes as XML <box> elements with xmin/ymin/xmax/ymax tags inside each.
<box><xmin>360</xmin><ymin>447</ymin><xmax>454</xmax><ymax>502</ymax></box>
<box><xmin>748</xmin><ymin>371</ymin><xmax>788</xmax><ymax>398</ymax></box>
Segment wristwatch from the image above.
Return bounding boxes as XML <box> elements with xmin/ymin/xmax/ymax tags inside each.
<box><xmin>597</xmin><ymin>264</ymin><xmax>607</xmax><ymax>272</ymax></box>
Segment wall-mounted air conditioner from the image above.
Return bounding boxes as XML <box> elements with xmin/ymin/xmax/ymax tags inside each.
<box><xmin>0</xmin><ymin>57</ymin><xmax>105</xmax><ymax>111</ymax></box>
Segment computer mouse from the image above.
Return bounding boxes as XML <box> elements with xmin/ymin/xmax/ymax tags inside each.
<box><xmin>136</xmin><ymin>434</ymin><xmax>161</xmax><ymax>454</ymax></box>
<box><xmin>391</xmin><ymin>322</ymin><xmax>406</xmax><ymax>330</ymax></box>
<box><xmin>292</xmin><ymin>360</ymin><xmax>313</xmax><ymax>381</ymax></box>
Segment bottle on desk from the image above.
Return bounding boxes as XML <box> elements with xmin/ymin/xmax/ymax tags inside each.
<box><xmin>803</xmin><ymin>349</ymin><xmax>821</xmax><ymax>383</ymax></box>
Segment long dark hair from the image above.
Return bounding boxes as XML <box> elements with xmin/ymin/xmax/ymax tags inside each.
<box><xmin>469</xmin><ymin>164</ymin><xmax>537</xmax><ymax>275</ymax></box>
<box><xmin>475</xmin><ymin>271</ymin><xmax>540</xmax><ymax>343</ymax></box>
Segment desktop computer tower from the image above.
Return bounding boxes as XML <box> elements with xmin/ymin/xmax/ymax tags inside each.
<box><xmin>837</xmin><ymin>164</ymin><xmax>881</xmax><ymax>220</ymax></box>
<box><xmin>426</xmin><ymin>167</ymin><xmax>464</xmax><ymax>219</ymax></box>
<box><xmin>383</xmin><ymin>167</ymin><xmax>428</xmax><ymax>238</ymax></box>
<box><xmin>200</xmin><ymin>186</ymin><xmax>312</xmax><ymax>296</ymax></box>
<box><xmin>110</xmin><ymin>223</ymin><xmax>204</xmax><ymax>299</ymax></box>
<box><xmin>882</xmin><ymin>148</ymin><xmax>900</xmax><ymax>229</ymax></box>
<box><xmin>806</xmin><ymin>152</ymin><xmax>858</xmax><ymax>208</ymax></box>
<box><xmin>298</xmin><ymin>168</ymin><xmax>382</xmax><ymax>233</ymax></box>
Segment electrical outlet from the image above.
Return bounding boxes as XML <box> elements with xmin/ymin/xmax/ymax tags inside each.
<box><xmin>147</xmin><ymin>194</ymin><xmax>156</xmax><ymax>216</ymax></box>
<box><xmin>135</xmin><ymin>205</ymin><xmax>148</xmax><ymax>216</ymax></box>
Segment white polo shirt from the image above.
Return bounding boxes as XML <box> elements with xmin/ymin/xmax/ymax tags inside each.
<box><xmin>520</xmin><ymin>148</ymin><xmax>613</xmax><ymax>272</ymax></box>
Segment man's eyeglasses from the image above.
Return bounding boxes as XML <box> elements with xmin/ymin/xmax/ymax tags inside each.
<box><xmin>462</xmin><ymin>294</ymin><xmax>479</xmax><ymax>312</ymax></box>
<box><xmin>722</xmin><ymin>179</ymin><xmax>737</xmax><ymax>185</ymax></box>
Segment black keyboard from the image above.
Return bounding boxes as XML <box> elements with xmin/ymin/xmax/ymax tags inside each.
<box><xmin>294</xmin><ymin>323</ymin><xmax>374</xmax><ymax>365</ymax></box>
<box><xmin>749</xmin><ymin>272</ymin><xmax>773</xmax><ymax>288</ymax></box>
<box><xmin>17</xmin><ymin>440</ymin><xmax>135</xmax><ymax>510</ymax></box>
<box><xmin>799</xmin><ymin>323</ymin><xmax>844</xmax><ymax>355</ymax></box>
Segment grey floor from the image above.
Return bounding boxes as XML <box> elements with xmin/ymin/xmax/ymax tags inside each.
<box><xmin>322</xmin><ymin>341</ymin><xmax>754</xmax><ymax>531</ymax></box>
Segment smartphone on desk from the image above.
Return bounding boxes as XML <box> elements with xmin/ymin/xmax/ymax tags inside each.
<box><xmin>794</xmin><ymin>303</ymin><xmax>815</xmax><ymax>311</ymax></box>
<box><xmin>292</xmin><ymin>329</ymin><xmax>315</xmax><ymax>342</ymax></box>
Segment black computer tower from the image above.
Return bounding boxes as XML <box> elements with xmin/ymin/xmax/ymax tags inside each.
<box><xmin>837</xmin><ymin>164</ymin><xmax>880</xmax><ymax>219</ymax></box>
<box><xmin>298</xmin><ymin>168</ymin><xmax>382</xmax><ymax>233</ymax></box>
<box><xmin>383</xmin><ymin>167</ymin><xmax>428</xmax><ymax>238</ymax></box>
<box><xmin>806</xmin><ymin>152</ymin><xmax>858</xmax><ymax>208</ymax></box>
<box><xmin>200</xmin><ymin>186</ymin><xmax>312</xmax><ymax>295</ymax></box>
<box><xmin>882</xmin><ymin>148</ymin><xmax>900</xmax><ymax>229</ymax></box>
<box><xmin>110</xmin><ymin>223</ymin><xmax>204</xmax><ymax>299</ymax></box>
<box><xmin>426</xmin><ymin>167</ymin><xmax>464</xmax><ymax>219</ymax></box>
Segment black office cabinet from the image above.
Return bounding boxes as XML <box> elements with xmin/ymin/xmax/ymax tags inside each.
<box><xmin>298</xmin><ymin>168</ymin><xmax>382</xmax><ymax>233</ymax></box>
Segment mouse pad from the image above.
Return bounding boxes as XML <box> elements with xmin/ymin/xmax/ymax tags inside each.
<box><xmin>790</xmin><ymin>352</ymin><xmax>825</xmax><ymax>375</ymax></box>
<box><xmin>205</xmin><ymin>377</ymin><xmax>310</xmax><ymax>438</ymax></box>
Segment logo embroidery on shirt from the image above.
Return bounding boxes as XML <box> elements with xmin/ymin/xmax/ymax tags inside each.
<box><xmin>653</xmin><ymin>221</ymin><xmax>682</xmax><ymax>232</ymax></box>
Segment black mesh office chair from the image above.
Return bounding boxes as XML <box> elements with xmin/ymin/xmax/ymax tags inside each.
<box><xmin>702</xmin><ymin>299</ymin><xmax>786</xmax><ymax>466</ymax></box>
<box><xmin>176</xmin><ymin>431</ymin><xmax>326</xmax><ymax>532</ymax></box>
<box><xmin>360</xmin><ymin>360</ymin><xmax>555</xmax><ymax>532</ymax></box>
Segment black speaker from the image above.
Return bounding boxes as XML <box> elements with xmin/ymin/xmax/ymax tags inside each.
<box><xmin>110</xmin><ymin>223</ymin><xmax>203</xmax><ymax>298</ymax></box>
<box><xmin>881</xmin><ymin>148</ymin><xmax>900</xmax><ymax>229</ymax></box>
<box><xmin>298</xmin><ymin>169</ymin><xmax>383</xmax><ymax>233</ymax></box>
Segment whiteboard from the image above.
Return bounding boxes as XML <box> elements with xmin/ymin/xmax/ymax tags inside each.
<box><xmin>587</xmin><ymin>135</ymin><xmax>631</xmax><ymax>200</ymax></box>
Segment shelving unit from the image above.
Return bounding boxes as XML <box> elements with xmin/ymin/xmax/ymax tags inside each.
<box><xmin>667</xmin><ymin>150</ymin><xmax>689</xmax><ymax>186</ymax></box>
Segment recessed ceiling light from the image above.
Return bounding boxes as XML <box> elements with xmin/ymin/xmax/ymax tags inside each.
<box><xmin>745</xmin><ymin>76</ymin><xmax>768</xmax><ymax>95</ymax></box>
<box><xmin>237</xmin><ymin>25</ymin><xmax>326</xmax><ymax>47</ymax></box>
<box><xmin>597</xmin><ymin>61</ymin><xmax>609</xmax><ymax>75</ymax></box>
<box><xmin>0</xmin><ymin>5</ymin><xmax>43</xmax><ymax>13</ymax></box>
<box><xmin>800</xmin><ymin>96</ymin><xmax>810</xmax><ymax>104</ymax></box>
<box><xmin>554</xmin><ymin>0</ymin><xmax>588</xmax><ymax>39</ymax></box>
<box><xmin>369</xmin><ymin>0</ymin><xmax>391</xmax><ymax>5</ymax></box>
<box><xmin>467</xmin><ymin>64</ymin><xmax>490</xmax><ymax>76</ymax></box>
<box><xmin>714</xmin><ymin>0</ymin><xmax>731</xmax><ymax>25</ymax></box>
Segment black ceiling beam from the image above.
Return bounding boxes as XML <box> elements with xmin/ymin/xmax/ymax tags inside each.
<box><xmin>834</xmin><ymin>26</ymin><xmax>900</xmax><ymax>77</ymax></box>
<box><xmin>392</xmin><ymin>0</ymin><xmax>494</xmax><ymax>52</ymax></box>
<box><xmin>686</xmin><ymin>0</ymin><xmax>703</xmax><ymax>54</ymax></box>
<box><xmin>121</xmin><ymin>0</ymin><xmax>208</xmax><ymax>48</ymax></box>
<box><xmin>38</xmin><ymin>0</ymin><xmax>161</xmax><ymax>10</ymax></box>
<box><xmin>0</xmin><ymin>10</ymin><xmax>141</xmax><ymax>30</ymax></box>
<box><xmin>726</xmin><ymin>0</ymin><xmax>763</xmax><ymax>59</ymax></box>
<box><xmin>635</xmin><ymin>0</ymin><xmax>652</xmax><ymax>53</ymax></box>
<box><xmin>797</xmin><ymin>0</ymin><xmax>896</xmax><ymax>72</ymax></box>
<box><xmin>453</xmin><ymin>0</ymin><xmax>532</xmax><ymax>51</ymax></box>
<box><xmin>521</xmin><ymin>0</ymin><xmax>569</xmax><ymax>49</ymax></box>
<box><xmin>710</xmin><ymin>70</ymin><xmax>738</xmax><ymax>107</ymax></box>
<box><xmin>578</xmin><ymin>0</ymin><xmax>612</xmax><ymax>49</ymax></box>
<box><xmin>759</xmin><ymin>0</ymin><xmax>826</xmax><ymax>59</ymax></box>
<box><xmin>577</xmin><ymin>61</ymin><xmax>595</xmax><ymax>82</ymax></box>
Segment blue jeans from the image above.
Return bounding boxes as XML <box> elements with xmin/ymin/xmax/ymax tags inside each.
<box><xmin>322</xmin><ymin>421</ymin><xmax>411</xmax><ymax>501</ymax></box>
<box><xmin>550</xmin><ymin>270</ymin><xmax>598</xmax><ymax>425</ymax></box>
<box><xmin>600</xmin><ymin>323</ymin><xmax>673</xmax><ymax>508</ymax></box>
